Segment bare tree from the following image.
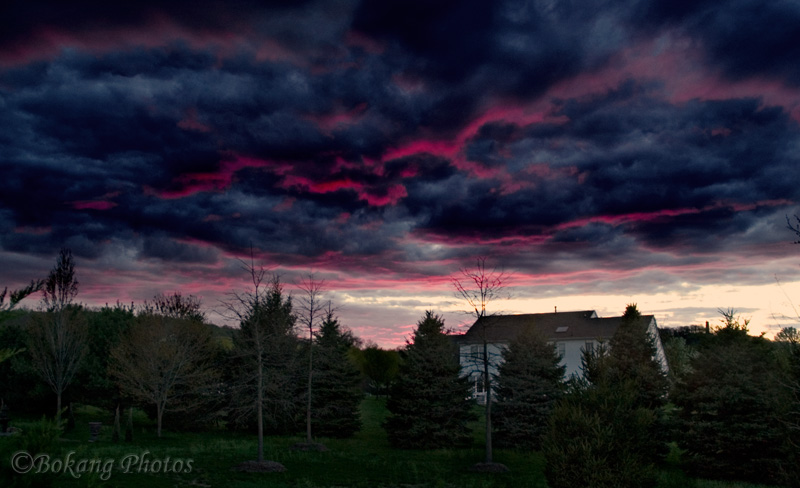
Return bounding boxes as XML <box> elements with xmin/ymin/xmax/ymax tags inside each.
<box><xmin>220</xmin><ymin>255</ymin><xmax>295</xmax><ymax>466</ymax></box>
<box><xmin>28</xmin><ymin>248</ymin><xmax>86</xmax><ymax>421</ymax></box>
<box><xmin>141</xmin><ymin>291</ymin><xmax>205</xmax><ymax>323</ymax></box>
<box><xmin>109</xmin><ymin>315</ymin><xmax>218</xmax><ymax>437</ymax></box>
<box><xmin>296</xmin><ymin>273</ymin><xmax>326</xmax><ymax>446</ymax></box>
<box><xmin>452</xmin><ymin>256</ymin><xmax>511</xmax><ymax>469</ymax></box>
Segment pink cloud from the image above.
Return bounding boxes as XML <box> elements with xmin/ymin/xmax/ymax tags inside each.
<box><xmin>359</xmin><ymin>184</ymin><xmax>408</xmax><ymax>207</ymax></box>
<box><xmin>304</xmin><ymin>102</ymin><xmax>369</xmax><ymax>135</ymax></box>
<box><xmin>14</xmin><ymin>225</ymin><xmax>51</xmax><ymax>235</ymax></box>
<box><xmin>177</xmin><ymin>107</ymin><xmax>211</xmax><ymax>133</ymax></box>
<box><xmin>548</xmin><ymin>34</ymin><xmax>800</xmax><ymax>123</ymax></box>
<box><xmin>558</xmin><ymin>199</ymin><xmax>794</xmax><ymax>231</ymax></box>
<box><xmin>72</xmin><ymin>200</ymin><xmax>117</xmax><ymax>210</ymax></box>
<box><xmin>154</xmin><ymin>154</ymin><xmax>280</xmax><ymax>199</ymax></box>
<box><xmin>0</xmin><ymin>13</ymin><xmax>244</xmax><ymax>67</ymax></box>
<box><xmin>273</xmin><ymin>197</ymin><xmax>296</xmax><ymax>212</ymax></box>
<box><xmin>344</xmin><ymin>31</ymin><xmax>385</xmax><ymax>55</ymax></box>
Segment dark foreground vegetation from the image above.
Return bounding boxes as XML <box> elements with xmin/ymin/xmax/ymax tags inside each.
<box><xmin>0</xmin><ymin>398</ymin><xmax>779</xmax><ymax>488</ymax></box>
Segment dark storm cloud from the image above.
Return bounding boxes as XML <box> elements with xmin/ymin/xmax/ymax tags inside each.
<box><xmin>640</xmin><ymin>0</ymin><xmax>800</xmax><ymax>84</ymax></box>
<box><xmin>401</xmin><ymin>82</ymin><xmax>799</xmax><ymax>257</ymax></box>
<box><xmin>0</xmin><ymin>0</ymin><xmax>799</xmax><ymax>296</ymax></box>
<box><xmin>351</xmin><ymin>0</ymin><xmax>626</xmax><ymax>99</ymax></box>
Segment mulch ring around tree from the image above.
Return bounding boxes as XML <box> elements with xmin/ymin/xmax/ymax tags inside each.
<box><xmin>233</xmin><ymin>460</ymin><xmax>287</xmax><ymax>472</ymax></box>
<box><xmin>289</xmin><ymin>441</ymin><xmax>328</xmax><ymax>452</ymax></box>
<box><xmin>468</xmin><ymin>462</ymin><xmax>510</xmax><ymax>473</ymax></box>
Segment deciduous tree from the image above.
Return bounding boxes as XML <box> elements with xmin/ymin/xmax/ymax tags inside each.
<box><xmin>296</xmin><ymin>273</ymin><xmax>326</xmax><ymax>445</ymax></box>
<box><xmin>28</xmin><ymin>248</ymin><xmax>86</xmax><ymax>421</ymax></box>
<box><xmin>223</xmin><ymin>259</ymin><xmax>297</xmax><ymax>463</ymax></box>
<box><xmin>110</xmin><ymin>315</ymin><xmax>218</xmax><ymax>437</ymax></box>
<box><xmin>142</xmin><ymin>291</ymin><xmax>205</xmax><ymax>323</ymax></box>
<box><xmin>452</xmin><ymin>257</ymin><xmax>510</xmax><ymax>467</ymax></box>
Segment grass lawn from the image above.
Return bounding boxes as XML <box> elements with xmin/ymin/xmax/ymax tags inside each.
<box><xmin>0</xmin><ymin>398</ymin><xmax>778</xmax><ymax>488</ymax></box>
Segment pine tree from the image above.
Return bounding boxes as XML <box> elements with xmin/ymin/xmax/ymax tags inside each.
<box><xmin>310</xmin><ymin>311</ymin><xmax>363</xmax><ymax>438</ymax></box>
<box><xmin>494</xmin><ymin>328</ymin><xmax>564</xmax><ymax>450</ymax></box>
<box><xmin>673</xmin><ymin>325</ymin><xmax>788</xmax><ymax>484</ymax></box>
<box><xmin>543</xmin><ymin>304</ymin><xmax>666</xmax><ymax>488</ymax></box>
<box><xmin>384</xmin><ymin>311</ymin><xmax>476</xmax><ymax>449</ymax></box>
<box><xmin>606</xmin><ymin>304</ymin><xmax>667</xmax><ymax>410</ymax></box>
<box><xmin>543</xmin><ymin>378</ymin><xmax>657</xmax><ymax>488</ymax></box>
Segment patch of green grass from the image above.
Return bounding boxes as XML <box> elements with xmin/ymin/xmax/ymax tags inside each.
<box><xmin>0</xmin><ymin>397</ymin><xmax>782</xmax><ymax>488</ymax></box>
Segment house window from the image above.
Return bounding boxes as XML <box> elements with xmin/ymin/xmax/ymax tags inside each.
<box><xmin>470</xmin><ymin>344</ymin><xmax>485</xmax><ymax>362</ymax></box>
<box><xmin>584</xmin><ymin>341</ymin><xmax>594</xmax><ymax>354</ymax></box>
<box><xmin>475</xmin><ymin>373</ymin><xmax>486</xmax><ymax>393</ymax></box>
<box><xmin>556</xmin><ymin>342</ymin><xmax>565</xmax><ymax>358</ymax></box>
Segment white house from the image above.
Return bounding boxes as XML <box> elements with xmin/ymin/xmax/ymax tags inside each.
<box><xmin>453</xmin><ymin>310</ymin><xmax>669</xmax><ymax>403</ymax></box>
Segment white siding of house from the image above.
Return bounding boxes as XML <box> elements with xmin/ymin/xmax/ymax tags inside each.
<box><xmin>459</xmin><ymin>339</ymin><xmax>600</xmax><ymax>401</ymax></box>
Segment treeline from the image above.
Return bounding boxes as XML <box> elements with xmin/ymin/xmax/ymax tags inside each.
<box><xmin>378</xmin><ymin>303</ymin><xmax>800</xmax><ymax>487</ymax></box>
<box><xmin>5</xmin><ymin>250</ymin><xmax>800</xmax><ymax>486</ymax></box>
<box><xmin>0</xmin><ymin>250</ymin><xmax>401</xmax><ymax>445</ymax></box>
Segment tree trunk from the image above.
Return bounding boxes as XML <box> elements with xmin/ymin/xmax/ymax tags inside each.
<box><xmin>157</xmin><ymin>403</ymin><xmax>163</xmax><ymax>438</ymax></box>
<box><xmin>483</xmin><ymin>341</ymin><xmax>492</xmax><ymax>464</ymax></box>
<box><xmin>56</xmin><ymin>392</ymin><xmax>62</xmax><ymax>423</ymax></box>
<box><xmin>306</xmin><ymin>334</ymin><xmax>313</xmax><ymax>443</ymax></box>
<box><xmin>257</xmin><ymin>354</ymin><xmax>264</xmax><ymax>462</ymax></box>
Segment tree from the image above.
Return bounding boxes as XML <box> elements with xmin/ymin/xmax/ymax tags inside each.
<box><xmin>606</xmin><ymin>304</ymin><xmax>668</xmax><ymax>410</ymax></box>
<box><xmin>296</xmin><ymin>273</ymin><xmax>326</xmax><ymax>445</ymax></box>
<box><xmin>1</xmin><ymin>280</ymin><xmax>43</xmax><ymax>364</ymax></box>
<box><xmin>776</xmin><ymin>326</ymin><xmax>800</xmax><ymax>345</ymax></box>
<box><xmin>775</xmin><ymin>326</ymin><xmax>800</xmax><ymax>485</ymax></box>
<box><xmin>356</xmin><ymin>344</ymin><xmax>400</xmax><ymax>395</ymax></box>
<box><xmin>311</xmin><ymin>309</ymin><xmax>363</xmax><ymax>438</ymax></box>
<box><xmin>0</xmin><ymin>280</ymin><xmax>43</xmax><ymax>313</ymax></box>
<box><xmin>109</xmin><ymin>314</ymin><xmax>218</xmax><ymax>437</ymax></box>
<box><xmin>141</xmin><ymin>291</ymin><xmax>205</xmax><ymax>323</ymax></box>
<box><xmin>672</xmin><ymin>314</ymin><xmax>788</xmax><ymax>484</ymax></box>
<box><xmin>493</xmin><ymin>328</ymin><xmax>565</xmax><ymax>450</ymax></box>
<box><xmin>73</xmin><ymin>303</ymin><xmax>136</xmax><ymax>411</ymax></box>
<box><xmin>384</xmin><ymin>311</ymin><xmax>475</xmax><ymax>449</ymax></box>
<box><xmin>42</xmin><ymin>248</ymin><xmax>79</xmax><ymax>312</ymax></box>
<box><xmin>543</xmin><ymin>305</ymin><xmax>668</xmax><ymax>488</ymax></box>
<box><xmin>28</xmin><ymin>248</ymin><xmax>86</xmax><ymax>421</ymax></box>
<box><xmin>452</xmin><ymin>256</ymin><xmax>510</xmax><ymax>467</ymax></box>
<box><xmin>222</xmin><ymin>259</ymin><xmax>297</xmax><ymax>464</ymax></box>
<box><xmin>543</xmin><ymin>377</ymin><xmax>658</xmax><ymax>488</ymax></box>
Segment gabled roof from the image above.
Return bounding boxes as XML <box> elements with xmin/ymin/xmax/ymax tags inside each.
<box><xmin>455</xmin><ymin>310</ymin><xmax>655</xmax><ymax>344</ymax></box>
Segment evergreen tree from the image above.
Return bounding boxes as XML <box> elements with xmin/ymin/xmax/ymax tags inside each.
<box><xmin>673</xmin><ymin>324</ymin><xmax>788</xmax><ymax>484</ymax></box>
<box><xmin>493</xmin><ymin>328</ymin><xmax>564</xmax><ymax>450</ymax></box>
<box><xmin>543</xmin><ymin>378</ymin><xmax>657</xmax><ymax>488</ymax></box>
<box><xmin>606</xmin><ymin>304</ymin><xmax>668</xmax><ymax>410</ymax></box>
<box><xmin>310</xmin><ymin>310</ymin><xmax>363</xmax><ymax>438</ymax></box>
<box><xmin>543</xmin><ymin>304</ymin><xmax>667</xmax><ymax>488</ymax></box>
<box><xmin>384</xmin><ymin>311</ymin><xmax>476</xmax><ymax>449</ymax></box>
<box><xmin>228</xmin><ymin>272</ymin><xmax>302</xmax><ymax>454</ymax></box>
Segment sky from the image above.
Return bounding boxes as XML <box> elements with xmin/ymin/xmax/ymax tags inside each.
<box><xmin>2</xmin><ymin>0</ymin><xmax>800</xmax><ymax>347</ymax></box>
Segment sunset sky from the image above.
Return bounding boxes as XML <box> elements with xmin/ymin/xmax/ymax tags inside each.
<box><xmin>2</xmin><ymin>0</ymin><xmax>800</xmax><ymax>346</ymax></box>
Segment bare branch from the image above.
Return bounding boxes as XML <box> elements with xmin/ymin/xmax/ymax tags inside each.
<box><xmin>451</xmin><ymin>256</ymin><xmax>512</xmax><ymax>320</ymax></box>
<box><xmin>788</xmin><ymin>214</ymin><xmax>800</xmax><ymax>244</ymax></box>
<box><xmin>0</xmin><ymin>280</ymin><xmax>44</xmax><ymax>312</ymax></box>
